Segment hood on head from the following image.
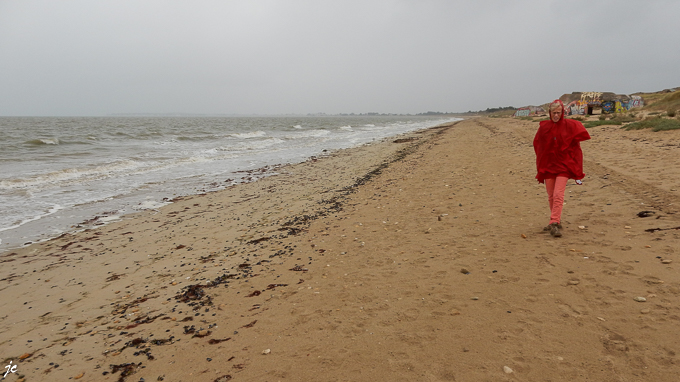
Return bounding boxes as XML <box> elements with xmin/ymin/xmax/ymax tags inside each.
<box><xmin>549</xmin><ymin>99</ymin><xmax>565</xmax><ymax>122</ymax></box>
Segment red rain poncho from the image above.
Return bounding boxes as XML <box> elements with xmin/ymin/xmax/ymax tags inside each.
<box><xmin>533</xmin><ymin>100</ymin><xmax>591</xmax><ymax>183</ymax></box>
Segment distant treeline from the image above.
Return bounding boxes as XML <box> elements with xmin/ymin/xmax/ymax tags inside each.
<box><xmin>308</xmin><ymin>106</ymin><xmax>518</xmax><ymax>117</ymax></box>
<box><xmin>417</xmin><ymin>106</ymin><xmax>517</xmax><ymax>115</ymax></box>
<box><xmin>471</xmin><ymin>106</ymin><xmax>517</xmax><ymax>114</ymax></box>
<box><xmin>416</xmin><ymin>111</ymin><xmax>453</xmax><ymax>115</ymax></box>
<box><xmin>310</xmin><ymin>112</ymin><xmax>404</xmax><ymax>116</ymax></box>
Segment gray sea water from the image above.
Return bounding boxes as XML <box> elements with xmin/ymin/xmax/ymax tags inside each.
<box><xmin>0</xmin><ymin>115</ymin><xmax>461</xmax><ymax>253</ymax></box>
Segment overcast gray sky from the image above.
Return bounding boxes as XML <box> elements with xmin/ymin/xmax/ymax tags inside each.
<box><xmin>1</xmin><ymin>0</ymin><xmax>679</xmax><ymax>116</ymax></box>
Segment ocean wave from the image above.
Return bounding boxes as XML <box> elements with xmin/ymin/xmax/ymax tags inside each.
<box><xmin>25</xmin><ymin>138</ymin><xmax>60</xmax><ymax>145</ymax></box>
<box><xmin>0</xmin><ymin>159</ymin><xmax>144</xmax><ymax>190</ymax></box>
<box><xmin>242</xmin><ymin>138</ymin><xmax>286</xmax><ymax>151</ymax></box>
<box><xmin>24</xmin><ymin>138</ymin><xmax>95</xmax><ymax>146</ymax></box>
<box><xmin>230</xmin><ymin>131</ymin><xmax>267</xmax><ymax>139</ymax></box>
<box><xmin>293</xmin><ymin>125</ymin><xmax>303</xmax><ymax>129</ymax></box>
<box><xmin>154</xmin><ymin>139</ymin><xmax>179</xmax><ymax>146</ymax></box>
<box><xmin>176</xmin><ymin>134</ymin><xmax>222</xmax><ymax>142</ymax></box>
<box><xmin>176</xmin><ymin>136</ymin><xmax>203</xmax><ymax>141</ymax></box>
<box><xmin>0</xmin><ymin>204</ymin><xmax>63</xmax><ymax>233</ymax></box>
<box><xmin>133</xmin><ymin>200</ymin><xmax>170</xmax><ymax>210</ymax></box>
<box><xmin>215</xmin><ymin>137</ymin><xmax>285</xmax><ymax>152</ymax></box>
<box><xmin>285</xmin><ymin>129</ymin><xmax>331</xmax><ymax>139</ymax></box>
<box><xmin>339</xmin><ymin>125</ymin><xmax>353</xmax><ymax>131</ymax></box>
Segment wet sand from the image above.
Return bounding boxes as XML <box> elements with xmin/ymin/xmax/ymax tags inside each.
<box><xmin>2</xmin><ymin>117</ymin><xmax>680</xmax><ymax>381</ymax></box>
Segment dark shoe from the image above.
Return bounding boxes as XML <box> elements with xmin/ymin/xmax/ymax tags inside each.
<box><xmin>550</xmin><ymin>223</ymin><xmax>562</xmax><ymax>237</ymax></box>
<box><xmin>544</xmin><ymin>223</ymin><xmax>562</xmax><ymax>231</ymax></box>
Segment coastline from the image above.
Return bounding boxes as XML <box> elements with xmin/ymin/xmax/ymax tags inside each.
<box><xmin>2</xmin><ymin>117</ymin><xmax>680</xmax><ymax>381</ymax></box>
<box><xmin>0</xmin><ymin>116</ymin><xmax>462</xmax><ymax>255</ymax></box>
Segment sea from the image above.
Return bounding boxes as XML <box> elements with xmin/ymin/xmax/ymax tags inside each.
<box><xmin>0</xmin><ymin>115</ymin><xmax>461</xmax><ymax>253</ymax></box>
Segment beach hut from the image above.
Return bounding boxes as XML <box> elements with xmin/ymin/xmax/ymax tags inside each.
<box><xmin>559</xmin><ymin>92</ymin><xmax>644</xmax><ymax>115</ymax></box>
<box><xmin>512</xmin><ymin>105</ymin><xmax>546</xmax><ymax>117</ymax></box>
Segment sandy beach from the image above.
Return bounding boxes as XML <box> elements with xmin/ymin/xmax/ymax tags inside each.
<box><xmin>2</xmin><ymin>116</ymin><xmax>680</xmax><ymax>381</ymax></box>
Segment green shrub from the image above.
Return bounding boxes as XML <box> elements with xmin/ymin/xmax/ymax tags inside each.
<box><xmin>624</xmin><ymin>117</ymin><xmax>680</xmax><ymax>131</ymax></box>
<box><xmin>598</xmin><ymin>114</ymin><xmax>607</xmax><ymax>121</ymax></box>
<box><xmin>584</xmin><ymin>120</ymin><xmax>623</xmax><ymax>128</ymax></box>
<box><xmin>612</xmin><ymin>113</ymin><xmax>639</xmax><ymax>123</ymax></box>
<box><xmin>624</xmin><ymin>117</ymin><xmax>660</xmax><ymax>130</ymax></box>
<box><xmin>653</xmin><ymin>119</ymin><xmax>680</xmax><ymax>131</ymax></box>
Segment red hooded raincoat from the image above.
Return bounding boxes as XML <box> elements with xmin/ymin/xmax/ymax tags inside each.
<box><xmin>533</xmin><ymin>100</ymin><xmax>591</xmax><ymax>183</ymax></box>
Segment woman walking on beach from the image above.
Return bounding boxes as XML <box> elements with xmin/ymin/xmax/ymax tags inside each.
<box><xmin>533</xmin><ymin>100</ymin><xmax>590</xmax><ymax>237</ymax></box>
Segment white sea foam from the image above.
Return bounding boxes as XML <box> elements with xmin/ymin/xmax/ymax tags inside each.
<box><xmin>287</xmin><ymin>129</ymin><xmax>331</xmax><ymax>138</ymax></box>
<box><xmin>0</xmin><ymin>160</ymin><xmax>143</xmax><ymax>190</ymax></box>
<box><xmin>339</xmin><ymin>125</ymin><xmax>353</xmax><ymax>131</ymax></box>
<box><xmin>293</xmin><ymin>125</ymin><xmax>303</xmax><ymax>129</ymax></box>
<box><xmin>26</xmin><ymin>138</ymin><xmax>60</xmax><ymax>145</ymax></box>
<box><xmin>133</xmin><ymin>200</ymin><xmax>169</xmax><ymax>210</ymax></box>
<box><xmin>231</xmin><ymin>131</ymin><xmax>267</xmax><ymax>139</ymax></box>
<box><xmin>184</xmin><ymin>156</ymin><xmax>213</xmax><ymax>163</ymax></box>
<box><xmin>243</xmin><ymin>138</ymin><xmax>285</xmax><ymax>150</ymax></box>
<box><xmin>98</xmin><ymin>215</ymin><xmax>122</xmax><ymax>222</ymax></box>
<box><xmin>0</xmin><ymin>204</ymin><xmax>63</xmax><ymax>233</ymax></box>
<box><xmin>154</xmin><ymin>139</ymin><xmax>180</xmax><ymax>146</ymax></box>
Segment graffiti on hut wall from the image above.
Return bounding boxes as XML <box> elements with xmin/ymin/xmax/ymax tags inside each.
<box><xmin>562</xmin><ymin>92</ymin><xmax>644</xmax><ymax>115</ymax></box>
<box><xmin>565</xmin><ymin>101</ymin><xmax>587</xmax><ymax>116</ymax></box>
<box><xmin>615</xmin><ymin>101</ymin><xmax>626</xmax><ymax>113</ymax></box>
<box><xmin>611</xmin><ymin>96</ymin><xmax>644</xmax><ymax>113</ymax></box>
<box><xmin>629</xmin><ymin>95</ymin><xmax>644</xmax><ymax>108</ymax></box>
<box><xmin>581</xmin><ymin>92</ymin><xmax>603</xmax><ymax>105</ymax></box>
<box><xmin>518</xmin><ymin>92</ymin><xmax>644</xmax><ymax>119</ymax></box>
<box><xmin>512</xmin><ymin>106</ymin><xmax>545</xmax><ymax>117</ymax></box>
<box><xmin>602</xmin><ymin>101</ymin><xmax>615</xmax><ymax>114</ymax></box>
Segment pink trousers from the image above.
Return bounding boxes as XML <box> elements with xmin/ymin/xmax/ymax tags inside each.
<box><xmin>545</xmin><ymin>176</ymin><xmax>568</xmax><ymax>225</ymax></box>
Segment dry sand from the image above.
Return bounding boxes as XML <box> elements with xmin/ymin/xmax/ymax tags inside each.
<box><xmin>1</xmin><ymin>117</ymin><xmax>680</xmax><ymax>382</ymax></box>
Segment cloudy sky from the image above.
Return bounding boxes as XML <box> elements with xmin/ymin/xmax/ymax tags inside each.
<box><xmin>1</xmin><ymin>0</ymin><xmax>679</xmax><ymax>116</ymax></box>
